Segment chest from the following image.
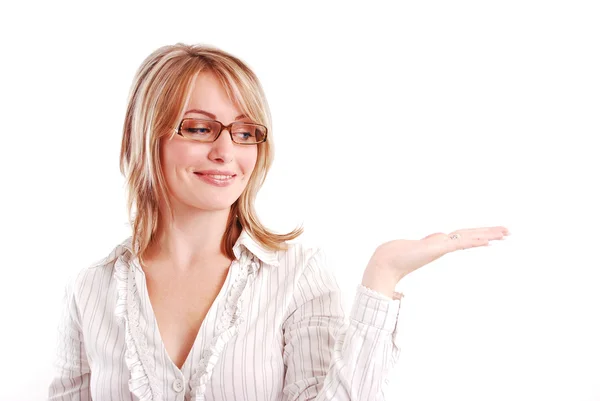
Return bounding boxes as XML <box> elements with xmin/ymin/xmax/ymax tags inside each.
<box><xmin>84</xmin><ymin>258</ymin><xmax>296</xmax><ymax>400</ymax></box>
<box><xmin>145</xmin><ymin>266</ymin><xmax>230</xmax><ymax>369</ymax></box>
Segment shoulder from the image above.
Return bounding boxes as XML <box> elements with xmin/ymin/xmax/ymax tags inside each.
<box><xmin>66</xmin><ymin>238</ymin><xmax>132</xmax><ymax>302</ymax></box>
<box><xmin>278</xmin><ymin>240</ymin><xmax>343</xmax><ymax>311</ymax></box>
<box><xmin>276</xmin><ymin>239</ymin><xmax>331</xmax><ymax>279</ymax></box>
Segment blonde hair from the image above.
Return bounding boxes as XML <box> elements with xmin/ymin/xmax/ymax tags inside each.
<box><xmin>119</xmin><ymin>43</ymin><xmax>302</xmax><ymax>263</ymax></box>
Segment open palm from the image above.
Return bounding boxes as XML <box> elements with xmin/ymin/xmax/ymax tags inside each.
<box><xmin>364</xmin><ymin>226</ymin><xmax>510</xmax><ymax>292</ymax></box>
<box><xmin>363</xmin><ymin>226</ymin><xmax>510</xmax><ymax>297</ymax></box>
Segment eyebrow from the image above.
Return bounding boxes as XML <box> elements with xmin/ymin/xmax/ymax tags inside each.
<box><xmin>184</xmin><ymin>109</ymin><xmax>248</xmax><ymax>121</ymax></box>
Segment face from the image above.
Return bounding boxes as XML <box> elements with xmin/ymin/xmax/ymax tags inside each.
<box><xmin>159</xmin><ymin>71</ymin><xmax>258</xmax><ymax>214</ymax></box>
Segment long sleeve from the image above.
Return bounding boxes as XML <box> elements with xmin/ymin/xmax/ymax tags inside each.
<box><xmin>282</xmin><ymin>248</ymin><xmax>402</xmax><ymax>401</ymax></box>
<box><xmin>48</xmin><ymin>275</ymin><xmax>92</xmax><ymax>401</ymax></box>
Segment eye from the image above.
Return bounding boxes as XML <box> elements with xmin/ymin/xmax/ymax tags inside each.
<box><xmin>180</xmin><ymin>120</ymin><xmax>215</xmax><ymax>138</ymax></box>
<box><xmin>186</xmin><ymin>127</ymin><xmax>211</xmax><ymax>134</ymax></box>
<box><xmin>236</xmin><ymin>131</ymin><xmax>254</xmax><ymax>139</ymax></box>
<box><xmin>232</xmin><ymin>124</ymin><xmax>260</xmax><ymax>142</ymax></box>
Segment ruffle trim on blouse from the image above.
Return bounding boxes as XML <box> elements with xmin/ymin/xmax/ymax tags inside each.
<box><xmin>111</xmin><ymin>237</ymin><xmax>261</xmax><ymax>401</ymax></box>
<box><xmin>114</xmin><ymin>252</ymin><xmax>163</xmax><ymax>401</ymax></box>
<box><xmin>189</xmin><ymin>248</ymin><xmax>260</xmax><ymax>401</ymax></box>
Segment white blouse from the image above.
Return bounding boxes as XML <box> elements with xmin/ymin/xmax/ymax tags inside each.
<box><xmin>48</xmin><ymin>229</ymin><xmax>403</xmax><ymax>401</ymax></box>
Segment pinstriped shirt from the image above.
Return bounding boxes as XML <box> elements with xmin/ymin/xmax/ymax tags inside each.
<box><xmin>48</xmin><ymin>229</ymin><xmax>403</xmax><ymax>400</ymax></box>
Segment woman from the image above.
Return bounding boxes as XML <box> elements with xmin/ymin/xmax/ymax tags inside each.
<box><xmin>48</xmin><ymin>43</ymin><xmax>509</xmax><ymax>401</ymax></box>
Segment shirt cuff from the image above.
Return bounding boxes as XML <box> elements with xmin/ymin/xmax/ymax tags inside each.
<box><xmin>350</xmin><ymin>284</ymin><xmax>402</xmax><ymax>333</ymax></box>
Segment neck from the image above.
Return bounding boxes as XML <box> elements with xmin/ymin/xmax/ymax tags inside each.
<box><xmin>142</xmin><ymin>200</ymin><xmax>240</xmax><ymax>272</ymax></box>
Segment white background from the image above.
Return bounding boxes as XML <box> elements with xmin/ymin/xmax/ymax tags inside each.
<box><xmin>0</xmin><ymin>1</ymin><xmax>598</xmax><ymax>400</ymax></box>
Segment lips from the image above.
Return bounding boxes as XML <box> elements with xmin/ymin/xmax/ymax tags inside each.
<box><xmin>196</xmin><ymin>173</ymin><xmax>234</xmax><ymax>179</ymax></box>
<box><xmin>193</xmin><ymin>171</ymin><xmax>236</xmax><ymax>187</ymax></box>
<box><xmin>196</xmin><ymin>169</ymin><xmax>236</xmax><ymax>176</ymax></box>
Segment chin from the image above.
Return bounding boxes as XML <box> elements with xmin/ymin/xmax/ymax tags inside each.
<box><xmin>190</xmin><ymin>197</ymin><xmax>238</xmax><ymax>212</ymax></box>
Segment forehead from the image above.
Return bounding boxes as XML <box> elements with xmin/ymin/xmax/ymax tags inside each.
<box><xmin>186</xmin><ymin>71</ymin><xmax>243</xmax><ymax>118</ymax></box>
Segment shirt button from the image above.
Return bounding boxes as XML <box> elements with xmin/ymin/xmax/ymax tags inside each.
<box><xmin>172</xmin><ymin>378</ymin><xmax>184</xmax><ymax>393</ymax></box>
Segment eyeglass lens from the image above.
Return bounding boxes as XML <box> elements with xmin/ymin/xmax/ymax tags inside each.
<box><xmin>180</xmin><ymin>119</ymin><xmax>266</xmax><ymax>144</ymax></box>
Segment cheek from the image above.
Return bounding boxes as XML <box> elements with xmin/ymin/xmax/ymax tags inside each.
<box><xmin>239</xmin><ymin>148</ymin><xmax>258</xmax><ymax>176</ymax></box>
<box><xmin>161</xmin><ymin>140</ymin><xmax>197</xmax><ymax>173</ymax></box>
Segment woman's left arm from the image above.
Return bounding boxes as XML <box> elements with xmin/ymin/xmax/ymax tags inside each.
<box><xmin>282</xmin><ymin>226</ymin><xmax>509</xmax><ymax>401</ymax></box>
<box><xmin>281</xmin><ymin>248</ymin><xmax>402</xmax><ymax>401</ymax></box>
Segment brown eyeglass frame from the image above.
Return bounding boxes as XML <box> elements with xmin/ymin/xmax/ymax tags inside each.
<box><xmin>176</xmin><ymin>118</ymin><xmax>268</xmax><ymax>145</ymax></box>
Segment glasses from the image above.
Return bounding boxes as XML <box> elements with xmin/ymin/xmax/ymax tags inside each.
<box><xmin>176</xmin><ymin>118</ymin><xmax>268</xmax><ymax>145</ymax></box>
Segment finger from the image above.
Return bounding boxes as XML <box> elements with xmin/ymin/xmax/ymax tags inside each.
<box><xmin>452</xmin><ymin>229</ymin><xmax>509</xmax><ymax>242</ymax></box>
<box><xmin>453</xmin><ymin>226</ymin><xmax>509</xmax><ymax>235</ymax></box>
<box><xmin>428</xmin><ymin>227</ymin><xmax>510</xmax><ymax>254</ymax></box>
<box><xmin>459</xmin><ymin>232</ymin><xmax>505</xmax><ymax>242</ymax></box>
<box><xmin>474</xmin><ymin>230</ymin><xmax>508</xmax><ymax>241</ymax></box>
<box><xmin>445</xmin><ymin>232</ymin><xmax>499</xmax><ymax>251</ymax></box>
<box><xmin>443</xmin><ymin>234</ymin><xmax>466</xmax><ymax>252</ymax></box>
<box><xmin>450</xmin><ymin>237</ymin><xmax>487</xmax><ymax>251</ymax></box>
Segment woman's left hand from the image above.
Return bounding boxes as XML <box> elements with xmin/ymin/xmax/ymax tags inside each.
<box><xmin>361</xmin><ymin>226</ymin><xmax>510</xmax><ymax>299</ymax></box>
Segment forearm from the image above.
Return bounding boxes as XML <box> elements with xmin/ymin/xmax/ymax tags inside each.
<box><xmin>313</xmin><ymin>285</ymin><xmax>401</xmax><ymax>401</ymax></box>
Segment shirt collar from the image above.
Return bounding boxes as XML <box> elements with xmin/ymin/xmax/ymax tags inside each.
<box><xmin>118</xmin><ymin>228</ymin><xmax>280</xmax><ymax>267</ymax></box>
<box><xmin>233</xmin><ymin>229</ymin><xmax>280</xmax><ymax>267</ymax></box>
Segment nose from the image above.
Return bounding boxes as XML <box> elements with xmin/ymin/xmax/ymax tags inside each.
<box><xmin>207</xmin><ymin>127</ymin><xmax>235</xmax><ymax>163</ymax></box>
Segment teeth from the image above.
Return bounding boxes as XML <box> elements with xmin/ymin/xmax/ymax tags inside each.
<box><xmin>205</xmin><ymin>174</ymin><xmax>233</xmax><ymax>180</ymax></box>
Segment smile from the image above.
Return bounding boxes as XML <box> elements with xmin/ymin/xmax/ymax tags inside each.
<box><xmin>203</xmin><ymin>174</ymin><xmax>233</xmax><ymax>180</ymax></box>
<box><xmin>194</xmin><ymin>172</ymin><xmax>236</xmax><ymax>187</ymax></box>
